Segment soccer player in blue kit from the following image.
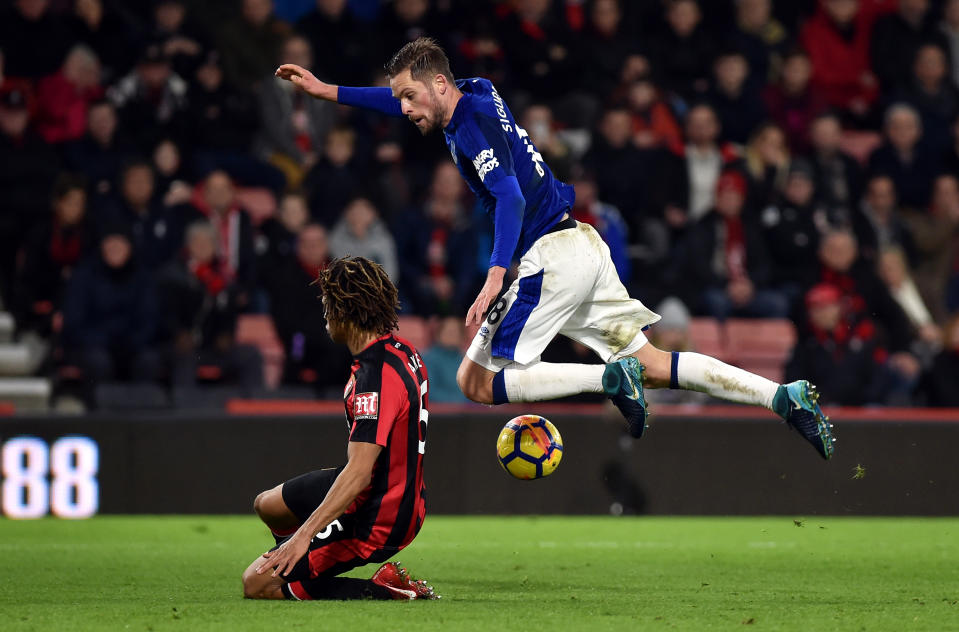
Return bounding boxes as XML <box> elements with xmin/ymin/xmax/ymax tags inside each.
<box><xmin>276</xmin><ymin>38</ymin><xmax>835</xmax><ymax>460</ymax></box>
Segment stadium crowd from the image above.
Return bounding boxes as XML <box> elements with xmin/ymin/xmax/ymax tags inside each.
<box><xmin>1</xmin><ymin>0</ymin><xmax>958</xmax><ymax>409</ymax></box>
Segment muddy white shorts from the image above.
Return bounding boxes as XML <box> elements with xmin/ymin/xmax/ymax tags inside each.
<box><xmin>466</xmin><ymin>220</ymin><xmax>661</xmax><ymax>371</ymax></box>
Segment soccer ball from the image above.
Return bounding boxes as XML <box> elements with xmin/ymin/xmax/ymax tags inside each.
<box><xmin>496</xmin><ymin>415</ymin><xmax>564</xmax><ymax>480</ymax></box>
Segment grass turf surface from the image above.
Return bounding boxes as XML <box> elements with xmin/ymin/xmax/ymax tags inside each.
<box><xmin>0</xmin><ymin>516</ymin><xmax>956</xmax><ymax>631</ymax></box>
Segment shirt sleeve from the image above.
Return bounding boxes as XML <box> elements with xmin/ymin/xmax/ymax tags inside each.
<box><xmin>349</xmin><ymin>365</ymin><xmax>408</xmax><ymax>447</ymax></box>
<box><xmin>458</xmin><ymin>113</ymin><xmax>523</xmax><ymax>268</ymax></box>
<box><xmin>337</xmin><ymin>86</ymin><xmax>405</xmax><ymax>118</ymax></box>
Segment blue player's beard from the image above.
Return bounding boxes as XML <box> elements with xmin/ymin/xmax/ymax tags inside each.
<box><xmin>413</xmin><ymin>93</ymin><xmax>446</xmax><ymax>135</ymax></box>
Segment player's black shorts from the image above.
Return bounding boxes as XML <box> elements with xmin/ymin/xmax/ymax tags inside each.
<box><xmin>276</xmin><ymin>468</ymin><xmax>398</xmax><ymax>589</ymax></box>
<box><xmin>281</xmin><ymin>467</ymin><xmax>345</xmax><ymax>523</ymax></box>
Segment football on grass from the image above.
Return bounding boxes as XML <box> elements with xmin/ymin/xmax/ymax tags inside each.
<box><xmin>496</xmin><ymin>415</ymin><xmax>564</xmax><ymax>480</ymax></box>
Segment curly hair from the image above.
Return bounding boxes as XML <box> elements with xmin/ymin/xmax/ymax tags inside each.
<box><xmin>317</xmin><ymin>256</ymin><xmax>399</xmax><ymax>336</ymax></box>
<box><xmin>384</xmin><ymin>36</ymin><xmax>454</xmax><ymax>85</ymax></box>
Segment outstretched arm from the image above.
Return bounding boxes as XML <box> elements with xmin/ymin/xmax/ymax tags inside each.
<box><xmin>275</xmin><ymin>64</ymin><xmax>404</xmax><ymax>117</ymax></box>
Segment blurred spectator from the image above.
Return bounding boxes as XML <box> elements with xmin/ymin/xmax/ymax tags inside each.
<box><xmin>295</xmin><ymin>0</ymin><xmax>373</xmax><ymax>86</ymax></box>
<box><xmin>644</xmin><ymin>296</ymin><xmax>710</xmax><ymax>405</ymax></box>
<box><xmin>580</xmin><ymin>0</ymin><xmax>642</xmax><ymax>100</ymax></box>
<box><xmin>623</xmin><ymin>77</ymin><xmax>683</xmax><ymax>153</ymax></box>
<box><xmin>189</xmin><ymin>51</ymin><xmax>285</xmax><ymax>192</ymax></box>
<box><xmin>34</xmin><ymin>45</ymin><xmax>104</xmax><ymax>144</ymax></box>
<box><xmin>681</xmin><ymin>170</ymin><xmax>787</xmax><ymax>319</ymax></box>
<box><xmin>498</xmin><ymin>0</ymin><xmax>581</xmax><ymax>106</ymax></box>
<box><xmin>107</xmin><ymin>42</ymin><xmax>190</xmax><ymax>152</ymax></box>
<box><xmin>877</xmin><ymin>246</ymin><xmax>941</xmax><ymax>362</ymax></box>
<box><xmin>922</xmin><ymin>315</ymin><xmax>959</xmax><ymax>406</ymax></box>
<box><xmin>266</xmin><ymin>222</ymin><xmax>352</xmax><ymax>393</ymax></box>
<box><xmin>329</xmin><ymin>197</ymin><xmax>398</xmax><ymax>282</ymax></box>
<box><xmin>853</xmin><ymin>174</ymin><xmax>917</xmax><ymax>264</ymax></box>
<box><xmin>0</xmin><ymin>0</ymin><xmax>74</xmax><ymax>79</ymax></box>
<box><xmin>763</xmin><ymin>49</ymin><xmax>828</xmax><ymax>154</ymax></box>
<box><xmin>152</xmin><ymin>138</ymin><xmax>193</xmax><ymax>208</ymax></box>
<box><xmin>800</xmin><ymin>0</ymin><xmax>887</xmax><ymax>119</ymax></box>
<box><xmin>71</xmin><ymin>0</ymin><xmax>133</xmax><ymax>82</ymax></box>
<box><xmin>941</xmin><ymin>0</ymin><xmax>959</xmax><ymax>87</ymax></box>
<box><xmin>258</xmin><ymin>192</ymin><xmax>310</xmax><ymax>284</ymax></box>
<box><xmin>726</xmin><ymin>0</ymin><xmax>789</xmax><ymax>85</ymax></box>
<box><xmin>303</xmin><ymin>125</ymin><xmax>364</xmax><ymax>225</ymax></box>
<box><xmin>708</xmin><ymin>50</ymin><xmax>765</xmax><ymax>145</ymax></box>
<box><xmin>255</xmin><ymin>34</ymin><xmax>336</xmax><ymax>188</ymax></box>
<box><xmin>896</xmin><ymin>43</ymin><xmax>959</xmax><ymax>153</ymax></box>
<box><xmin>61</xmin><ymin>224</ymin><xmax>162</xmax><ymax>388</ymax></box>
<box><xmin>64</xmin><ymin>100</ymin><xmax>129</xmax><ymax>200</ymax></box>
<box><xmin>759</xmin><ymin>160</ymin><xmax>822</xmax><ymax>302</ymax></box>
<box><xmin>14</xmin><ymin>173</ymin><xmax>91</xmax><ymax>337</ymax></box>
<box><xmin>784</xmin><ymin>282</ymin><xmax>887</xmax><ymax>405</ymax></box>
<box><xmin>582</xmin><ymin>107</ymin><xmax>654</xmax><ymax>233</ymax></box>
<box><xmin>656</xmin><ymin>103</ymin><xmax>740</xmax><ymax>234</ymax></box>
<box><xmin>520</xmin><ymin>103</ymin><xmax>576</xmax><ymax>182</ymax></box>
<box><xmin>376</xmin><ymin>0</ymin><xmax>449</xmax><ymax>75</ymax></box>
<box><xmin>743</xmin><ymin>122</ymin><xmax>790</xmax><ymax>208</ymax></box>
<box><xmin>420</xmin><ymin>316</ymin><xmax>468</xmax><ymax>403</ymax></box>
<box><xmin>0</xmin><ymin>84</ymin><xmax>60</xmax><ymax>307</ymax></box>
<box><xmin>394</xmin><ymin>162</ymin><xmax>477</xmax><ymax>317</ymax></box>
<box><xmin>867</xmin><ymin>103</ymin><xmax>938</xmax><ymax>209</ymax></box>
<box><xmin>97</xmin><ymin>161</ymin><xmax>191</xmax><ymax>270</ymax></box>
<box><xmin>189</xmin><ymin>170</ymin><xmax>256</xmax><ymax>295</ymax></box>
<box><xmin>902</xmin><ymin>173</ymin><xmax>959</xmax><ymax>324</ymax></box>
<box><xmin>870</xmin><ymin>0</ymin><xmax>947</xmax><ymax>96</ymax></box>
<box><xmin>151</xmin><ymin>0</ymin><xmax>210</xmax><ymax>80</ymax></box>
<box><xmin>815</xmin><ymin>228</ymin><xmax>915</xmax><ymax>354</ymax></box>
<box><xmin>570</xmin><ymin>172</ymin><xmax>633</xmax><ymax>283</ymax></box>
<box><xmin>217</xmin><ymin>0</ymin><xmax>291</xmax><ymax>92</ymax></box>
<box><xmin>808</xmin><ymin>111</ymin><xmax>863</xmax><ymax>225</ymax></box>
<box><xmin>649</xmin><ymin>0</ymin><xmax>716</xmax><ymax>102</ymax></box>
<box><xmin>158</xmin><ymin>221</ymin><xmax>264</xmax><ymax>394</ymax></box>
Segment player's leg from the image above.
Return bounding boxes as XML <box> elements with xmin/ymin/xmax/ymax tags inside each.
<box><xmin>559</xmin><ymin>224</ymin><xmax>834</xmax><ymax>458</ymax></box>
<box><xmin>457</xmin><ymin>222</ymin><xmax>638</xmax><ymax>405</ymax></box>
<box><xmin>253</xmin><ymin>467</ymin><xmax>344</xmax><ymax>542</ymax></box>
<box><xmin>633</xmin><ymin>342</ymin><xmax>834</xmax><ymax>459</ymax></box>
<box><xmin>252</xmin><ymin>483</ymin><xmax>299</xmax><ymax>538</ymax></box>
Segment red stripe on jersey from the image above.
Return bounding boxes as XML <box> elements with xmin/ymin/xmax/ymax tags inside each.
<box><xmin>288</xmin><ymin>581</ymin><xmax>310</xmax><ymax>600</ymax></box>
<box><xmin>307</xmin><ymin>538</ymin><xmax>370</xmax><ymax>576</ymax></box>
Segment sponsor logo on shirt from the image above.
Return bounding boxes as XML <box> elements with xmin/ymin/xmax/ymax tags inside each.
<box><xmin>472</xmin><ymin>148</ymin><xmax>499</xmax><ymax>182</ymax></box>
<box><xmin>354</xmin><ymin>392</ymin><xmax>379</xmax><ymax>420</ymax></box>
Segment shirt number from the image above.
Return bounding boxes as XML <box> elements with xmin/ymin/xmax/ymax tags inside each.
<box><xmin>516</xmin><ymin>126</ymin><xmax>545</xmax><ymax>177</ymax></box>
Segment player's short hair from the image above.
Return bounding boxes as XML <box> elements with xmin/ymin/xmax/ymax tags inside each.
<box><xmin>385</xmin><ymin>37</ymin><xmax>454</xmax><ymax>85</ymax></box>
<box><xmin>318</xmin><ymin>256</ymin><xmax>400</xmax><ymax>336</ymax></box>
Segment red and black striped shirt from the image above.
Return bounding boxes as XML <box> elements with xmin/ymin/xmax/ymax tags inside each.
<box><xmin>344</xmin><ymin>334</ymin><xmax>428</xmax><ymax>551</ymax></box>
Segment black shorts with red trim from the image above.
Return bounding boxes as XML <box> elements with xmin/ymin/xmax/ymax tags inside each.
<box><xmin>277</xmin><ymin>468</ymin><xmax>401</xmax><ymax>598</ymax></box>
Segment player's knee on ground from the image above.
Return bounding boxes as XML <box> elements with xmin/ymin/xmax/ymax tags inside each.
<box><xmin>632</xmin><ymin>344</ymin><xmax>672</xmax><ymax>389</ymax></box>
<box><xmin>242</xmin><ymin>559</ymin><xmax>285</xmax><ymax>600</ymax></box>
<box><xmin>456</xmin><ymin>361</ymin><xmax>495</xmax><ymax>404</ymax></box>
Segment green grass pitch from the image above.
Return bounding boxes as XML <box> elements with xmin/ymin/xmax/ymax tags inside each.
<box><xmin>1</xmin><ymin>516</ymin><xmax>957</xmax><ymax>631</ymax></box>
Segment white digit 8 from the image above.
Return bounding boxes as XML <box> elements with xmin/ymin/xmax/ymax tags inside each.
<box><xmin>50</xmin><ymin>437</ymin><xmax>99</xmax><ymax>519</ymax></box>
<box><xmin>2</xmin><ymin>437</ymin><xmax>49</xmax><ymax>519</ymax></box>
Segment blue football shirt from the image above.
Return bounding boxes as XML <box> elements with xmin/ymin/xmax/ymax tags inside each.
<box><xmin>442</xmin><ymin>78</ymin><xmax>574</xmax><ymax>266</ymax></box>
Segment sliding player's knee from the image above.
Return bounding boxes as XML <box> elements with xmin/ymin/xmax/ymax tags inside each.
<box><xmin>242</xmin><ymin>561</ymin><xmax>285</xmax><ymax>600</ymax></box>
<box><xmin>253</xmin><ymin>490</ymin><xmax>270</xmax><ymax>518</ymax></box>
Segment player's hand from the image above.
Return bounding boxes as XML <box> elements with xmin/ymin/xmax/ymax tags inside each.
<box><xmin>466</xmin><ymin>266</ymin><xmax>506</xmax><ymax>326</ymax></box>
<box><xmin>275</xmin><ymin>64</ymin><xmax>336</xmax><ymax>101</ymax></box>
<box><xmin>256</xmin><ymin>532</ymin><xmax>309</xmax><ymax>578</ymax></box>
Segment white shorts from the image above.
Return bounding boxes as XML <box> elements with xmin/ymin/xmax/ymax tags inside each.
<box><xmin>466</xmin><ymin>221</ymin><xmax>661</xmax><ymax>371</ymax></box>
